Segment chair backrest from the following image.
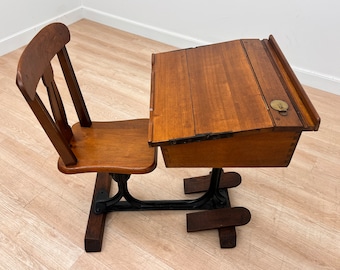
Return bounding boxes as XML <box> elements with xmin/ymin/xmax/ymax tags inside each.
<box><xmin>16</xmin><ymin>23</ymin><xmax>92</xmax><ymax>166</ymax></box>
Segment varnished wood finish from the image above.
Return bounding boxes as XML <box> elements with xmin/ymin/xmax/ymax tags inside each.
<box><xmin>266</xmin><ymin>36</ymin><xmax>320</xmax><ymax>130</ymax></box>
<box><xmin>15</xmin><ymin>22</ymin><xmax>157</xmax><ymax>252</ymax></box>
<box><xmin>58</xmin><ymin>119</ymin><xmax>156</xmax><ymax>174</ymax></box>
<box><xmin>16</xmin><ymin>23</ymin><xmax>156</xmax><ymax>175</ymax></box>
<box><xmin>149</xmin><ymin>37</ymin><xmax>320</xmax><ymax>168</ymax></box>
<box><xmin>184</xmin><ymin>171</ymin><xmax>241</xmax><ymax>194</ymax></box>
<box><xmin>161</xmin><ymin>130</ymin><xmax>301</xmax><ymax>167</ymax></box>
<box><xmin>219</xmin><ymin>227</ymin><xmax>237</xmax><ymax>248</ymax></box>
<box><xmin>85</xmin><ymin>172</ymin><xmax>111</xmax><ymax>252</ymax></box>
<box><xmin>187</xmin><ymin>207</ymin><xmax>251</xmax><ymax>232</ymax></box>
<box><xmin>184</xmin><ymin>170</ymin><xmax>242</xmax><ymax>248</ymax></box>
<box><xmin>16</xmin><ymin>23</ymin><xmax>71</xmax><ymax>101</ymax></box>
<box><xmin>149</xmin><ymin>35</ymin><xmax>320</xmax><ymax>250</ymax></box>
<box><xmin>1</xmin><ymin>20</ymin><xmax>338</xmax><ymax>269</ymax></box>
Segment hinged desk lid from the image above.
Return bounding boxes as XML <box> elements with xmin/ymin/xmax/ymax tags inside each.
<box><xmin>149</xmin><ymin>35</ymin><xmax>320</xmax><ymax>146</ymax></box>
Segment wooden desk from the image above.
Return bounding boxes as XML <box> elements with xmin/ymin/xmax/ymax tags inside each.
<box><xmin>149</xmin><ymin>36</ymin><xmax>320</xmax><ymax>167</ymax></box>
<box><xmin>148</xmin><ymin>35</ymin><xmax>320</xmax><ymax>247</ymax></box>
<box><xmin>86</xmin><ymin>36</ymin><xmax>321</xmax><ymax>250</ymax></box>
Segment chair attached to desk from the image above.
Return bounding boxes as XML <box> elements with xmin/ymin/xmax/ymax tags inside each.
<box><xmin>16</xmin><ymin>23</ymin><xmax>251</xmax><ymax>252</ymax></box>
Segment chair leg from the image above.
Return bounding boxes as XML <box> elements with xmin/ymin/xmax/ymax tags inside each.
<box><xmin>84</xmin><ymin>172</ymin><xmax>111</xmax><ymax>252</ymax></box>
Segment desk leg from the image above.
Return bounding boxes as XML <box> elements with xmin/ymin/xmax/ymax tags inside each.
<box><xmin>219</xmin><ymin>227</ymin><xmax>237</xmax><ymax>248</ymax></box>
<box><xmin>184</xmin><ymin>169</ymin><xmax>250</xmax><ymax>248</ymax></box>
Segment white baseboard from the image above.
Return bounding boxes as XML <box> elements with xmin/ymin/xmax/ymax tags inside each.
<box><xmin>293</xmin><ymin>67</ymin><xmax>340</xmax><ymax>95</ymax></box>
<box><xmin>0</xmin><ymin>7</ymin><xmax>83</xmax><ymax>56</ymax></box>
<box><xmin>82</xmin><ymin>7</ymin><xmax>209</xmax><ymax>49</ymax></box>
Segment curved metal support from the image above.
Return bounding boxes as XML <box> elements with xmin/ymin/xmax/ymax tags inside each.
<box><xmin>94</xmin><ymin>168</ymin><xmax>231</xmax><ymax>214</ymax></box>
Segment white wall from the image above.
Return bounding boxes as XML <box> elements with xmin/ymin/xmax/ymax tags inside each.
<box><xmin>1</xmin><ymin>1</ymin><xmax>339</xmax><ymax>95</ymax></box>
<box><xmin>82</xmin><ymin>0</ymin><xmax>340</xmax><ymax>95</ymax></box>
<box><xmin>0</xmin><ymin>0</ymin><xmax>82</xmax><ymax>56</ymax></box>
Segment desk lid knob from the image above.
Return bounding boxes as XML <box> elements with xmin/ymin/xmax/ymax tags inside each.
<box><xmin>270</xmin><ymin>100</ymin><xmax>289</xmax><ymax>116</ymax></box>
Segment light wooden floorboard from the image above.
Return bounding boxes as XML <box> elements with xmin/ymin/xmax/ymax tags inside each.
<box><xmin>0</xmin><ymin>19</ymin><xmax>339</xmax><ymax>269</ymax></box>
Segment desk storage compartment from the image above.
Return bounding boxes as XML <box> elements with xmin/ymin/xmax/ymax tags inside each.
<box><xmin>161</xmin><ymin>130</ymin><xmax>301</xmax><ymax>167</ymax></box>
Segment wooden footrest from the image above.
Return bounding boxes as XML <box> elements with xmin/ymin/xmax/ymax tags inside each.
<box><xmin>184</xmin><ymin>171</ymin><xmax>241</xmax><ymax>194</ymax></box>
<box><xmin>185</xmin><ymin>171</ymin><xmax>249</xmax><ymax>248</ymax></box>
<box><xmin>187</xmin><ymin>207</ymin><xmax>251</xmax><ymax>232</ymax></box>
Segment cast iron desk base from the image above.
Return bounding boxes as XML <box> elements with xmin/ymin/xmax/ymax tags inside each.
<box><xmin>85</xmin><ymin>168</ymin><xmax>251</xmax><ymax>252</ymax></box>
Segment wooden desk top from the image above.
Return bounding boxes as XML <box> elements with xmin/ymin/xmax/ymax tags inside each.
<box><xmin>149</xmin><ymin>36</ymin><xmax>320</xmax><ymax>147</ymax></box>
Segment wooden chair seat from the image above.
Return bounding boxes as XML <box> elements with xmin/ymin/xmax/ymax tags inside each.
<box><xmin>58</xmin><ymin>119</ymin><xmax>156</xmax><ymax>174</ymax></box>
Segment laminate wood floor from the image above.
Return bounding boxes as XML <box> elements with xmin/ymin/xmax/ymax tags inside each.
<box><xmin>0</xmin><ymin>19</ymin><xmax>339</xmax><ymax>269</ymax></box>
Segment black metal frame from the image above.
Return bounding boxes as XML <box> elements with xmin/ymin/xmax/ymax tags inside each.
<box><xmin>94</xmin><ymin>168</ymin><xmax>230</xmax><ymax>213</ymax></box>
